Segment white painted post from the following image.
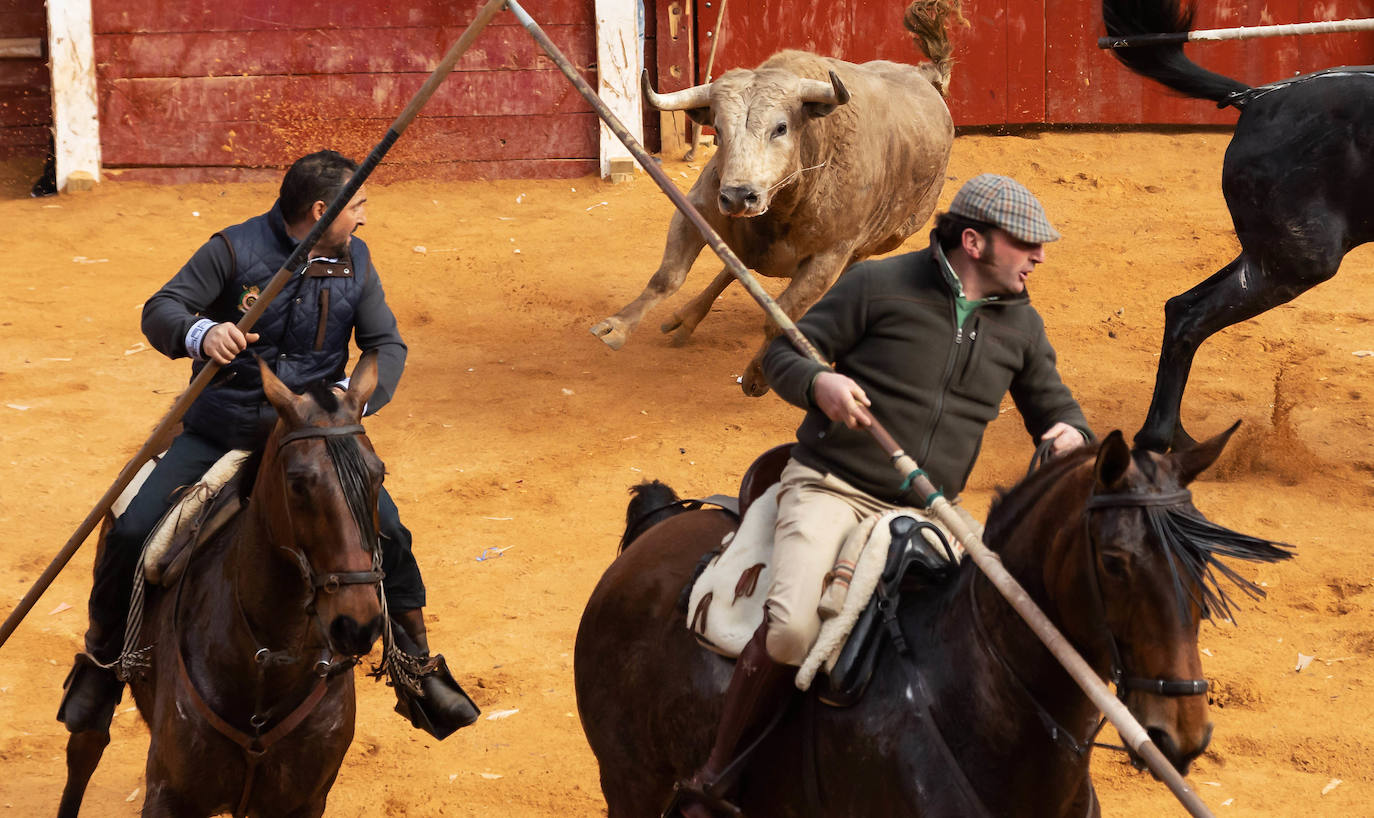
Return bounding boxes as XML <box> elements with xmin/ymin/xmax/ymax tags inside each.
<box><xmin>46</xmin><ymin>0</ymin><xmax>101</xmax><ymax>191</ymax></box>
<box><xmin>594</xmin><ymin>0</ymin><xmax>644</xmax><ymax>181</ymax></box>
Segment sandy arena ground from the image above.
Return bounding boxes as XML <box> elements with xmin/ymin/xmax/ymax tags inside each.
<box><xmin>1</xmin><ymin>131</ymin><xmax>1372</xmax><ymax>816</ymax></box>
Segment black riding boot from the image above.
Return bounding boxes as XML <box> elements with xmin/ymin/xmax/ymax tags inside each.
<box><xmin>388</xmin><ymin>608</ymin><xmax>480</xmax><ymax>740</ymax></box>
<box><xmin>668</xmin><ymin>622</ymin><xmax>795</xmax><ymax>818</ymax></box>
<box><xmin>56</xmin><ymin>536</ymin><xmax>135</xmax><ymax>733</ymax></box>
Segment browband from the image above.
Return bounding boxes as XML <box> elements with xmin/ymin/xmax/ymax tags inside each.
<box><xmin>277</xmin><ymin>424</ymin><xmax>366</xmax><ymax>447</ymax></box>
<box><xmin>1085</xmin><ymin>489</ymin><xmax>1192</xmax><ymax>509</ymax></box>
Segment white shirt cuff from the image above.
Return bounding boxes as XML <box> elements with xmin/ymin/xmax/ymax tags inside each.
<box><xmin>185</xmin><ymin>319</ymin><xmax>216</xmax><ymax>360</ymax></box>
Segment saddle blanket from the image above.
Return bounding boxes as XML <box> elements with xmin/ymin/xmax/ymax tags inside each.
<box><xmin>687</xmin><ymin>485</ymin><xmax>961</xmax><ymax>689</ymax></box>
<box><xmin>114</xmin><ymin>449</ymin><xmax>249</xmax><ymax>584</ymax></box>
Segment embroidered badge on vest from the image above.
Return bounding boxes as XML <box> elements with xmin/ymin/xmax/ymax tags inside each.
<box><xmin>238</xmin><ymin>285</ymin><xmax>260</xmax><ymax>314</ymax></box>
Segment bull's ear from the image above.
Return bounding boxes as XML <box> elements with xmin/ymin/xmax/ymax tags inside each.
<box><xmin>684</xmin><ymin>107</ymin><xmax>712</xmax><ymax>126</ymax></box>
<box><xmin>1094</xmin><ymin>430</ymin><xmax>1132</xmax><ymax>492</ymax></box>
<box><xmin>803</xmin><ymin>101</ymin><xmax>840</xmax><ymax>119</ymax></box>
<box><xmin>1171</xmin><ymin>420</ymin><xmax>1241</xmax><ymax>485</ymax></box>
<box><xmin>802</xmin><ymin>71</ymin><xmax>850</xmax><ymax>119</ymax></box>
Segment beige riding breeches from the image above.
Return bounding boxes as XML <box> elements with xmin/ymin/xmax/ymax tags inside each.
<box><xmin>763</xmin><ymin>458</ymin><xmax>981</xmax><ymax>665</ymax></box>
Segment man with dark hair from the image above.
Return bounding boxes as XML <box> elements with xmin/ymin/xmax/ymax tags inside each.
<box><xmin>675</xmin><ymin>174</ymin><xmax>1093</xmax><ymax>817</ymax></box>
<box><xmin>57</xmin><ymin>150</ymin><xmax>479</xmax><ymax>741</ymax></box>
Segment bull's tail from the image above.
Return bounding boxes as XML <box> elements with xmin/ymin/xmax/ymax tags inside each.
<box><xmin>1102</xmin><ymin>0</ymin><xmax>1251</xmax><ymax>108</ymax></box>
<box><xmin>619</xmin><ymin>480</ymin><xmax>687</xmax><ymax>553</ymax></box>
<box><xmin>904</xmin><ymin>0</ymin><xmax>966</xmax><ymax>97</ymax></box>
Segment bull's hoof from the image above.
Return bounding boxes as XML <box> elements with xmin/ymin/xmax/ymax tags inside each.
<box><xmin>590</xmin><ymin>319</ymin><xmax>629</xmax><ymax>350</ymax></box>
<box><xmin>663</xmin><ymin>318</ymin><xmax>699</xmax><ymax>347</ymax></box>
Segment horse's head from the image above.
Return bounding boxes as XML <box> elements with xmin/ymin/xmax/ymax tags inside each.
<box><xmin>256</xmin><ymin>352</ymin><xmax>387</xmax><ymax>659</ymax></box>
<box><xmin>1035</xmin><ymin>424</ymin><xmax>1291</xmax><ymax>775</ymax></box>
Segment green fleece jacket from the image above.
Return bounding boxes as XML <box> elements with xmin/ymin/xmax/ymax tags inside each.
<box><xmin>761</xmin><ymin>241</ymin><xmax>1093</xmax><ymax>504</ymax></box>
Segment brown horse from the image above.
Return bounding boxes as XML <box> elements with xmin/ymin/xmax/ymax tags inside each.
<box><xmin>575</xmin><ymin>428</ymin><xmax>1290</xmax><ymax>817</ymax></box>
<box><xmin>59</xmin><ymin>355</ymin><xmax>388</xmax><ymax>817</ymax></box>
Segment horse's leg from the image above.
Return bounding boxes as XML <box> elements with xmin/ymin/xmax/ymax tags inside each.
<box><xmin>1136</xmin><ymin>248</ymin><xmax>1337</xmax><ymax>451</ymax></box>
<box><xmin>590</xmin><ymin>185</ymin><xmax>715</xmax><ymax>350</ymax></box>
<box><xmin>661</xmin><ymin>267</ymin><xmax>734</xmax><ymax>344</ymax></box>
<box><xmin>740</xmin><ymin>246</ymin><xmax>854</xmax><ymax>397</ymax></box>
<box><xmin>56</xmin><ymin>729</ymin><xmax>109</xmax><ymax>818</ymax></box>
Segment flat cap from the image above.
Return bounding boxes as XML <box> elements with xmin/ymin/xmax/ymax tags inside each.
<box><xmin>948</xmin><ymin>173</ymin><xmax>1060</xmax><ymax>243</ymax></box>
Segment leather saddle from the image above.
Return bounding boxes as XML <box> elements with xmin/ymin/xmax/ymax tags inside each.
<box><xmin>732</xmin><ymin>443</ymin><xmax>961</xmax><ymax>707</ymax></box>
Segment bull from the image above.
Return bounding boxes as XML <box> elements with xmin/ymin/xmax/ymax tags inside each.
<box><xmin>590</xmin><ymin>0</ymin><xmax>962</xmax><ymax>396</ymax></box>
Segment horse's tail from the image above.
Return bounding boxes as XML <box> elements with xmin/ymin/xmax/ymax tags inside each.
<box><xmin>904</xmin><ymin>0</ymin><xmax>967</xmax><ymax>97</ymax></box>
<box><xmin>619</xmin><ymin>480</ymin><xmax>687</xmax><ymax>553</ymax></box>
<box><xmin>1102</xmin><ymin>0</ymin><xmax>1252</xmax><ymax>109</ymax></box>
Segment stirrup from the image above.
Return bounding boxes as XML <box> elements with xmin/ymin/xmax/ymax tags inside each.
<box><xmin>393</xmin><ymin>653</ymin><xmax>480</xmax><ymax>740</ymax></box>
<box><xmin>660</xmin><ymin>779</ymin><xmax>743</xmax><ymax>818</ymax></box>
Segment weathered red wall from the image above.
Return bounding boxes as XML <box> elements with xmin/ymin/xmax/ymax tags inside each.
<box><xmin>689</xmin><ymin>0</ymin><xmax>1374</xmax><ymax>126</ymax></box>
<box><xmin>0</xmin><ymin>0</ymin><xmax>49</xmax><ymax>157</ymax></box>
<box><xmin>93</xmin><ymin>0</ymin><xmax>599</xmax><ymax>181</ymax></box>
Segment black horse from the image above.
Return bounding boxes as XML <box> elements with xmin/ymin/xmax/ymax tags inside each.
<box><xmin>1103</xmin><ymin>0</ymin><xmax>1374</xmax><ymax>452</ymax></box>
<box><xmin>575</xmin><ymin>429</ymin><xmax>1290</xmax><ymax>817</ymax></box>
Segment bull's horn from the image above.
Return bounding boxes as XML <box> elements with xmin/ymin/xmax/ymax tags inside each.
<box><xmin>798</xmin><ymin>71</ymin><xmax>852</xmax><ymax>107</ymax></box>
<box><xmin>641</xmin><ymin>69</ymin><xmax>713</xmax><ymax>111</ymax></box>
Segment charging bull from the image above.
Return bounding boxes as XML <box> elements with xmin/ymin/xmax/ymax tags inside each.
<box><xmin>590</xmin><ymin>0</ymin><xmax>962</xmax><ymax>396</ymax></box>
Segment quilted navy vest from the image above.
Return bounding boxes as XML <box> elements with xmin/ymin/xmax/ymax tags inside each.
<box><xmin>183</xmin><ymin>202</ymin><xmax>369</xmax><ymax>449</ymax></box>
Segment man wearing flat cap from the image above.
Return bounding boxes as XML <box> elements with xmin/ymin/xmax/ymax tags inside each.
<box><xmin>673</xmin><ymin>174</ymin><xmax>1093</xmax><ymax>818</ymax></box>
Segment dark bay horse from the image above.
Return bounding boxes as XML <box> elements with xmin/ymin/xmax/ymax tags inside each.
<box><xmin>1102</xmin><ymin>0</ymin><xmax>1374</xmax><ymax>452</ymax></box>
<box><xmin>575</xmin><ymin>428</ymin><xmax>1290</xmax><ymax>817</ymax></box>
<box><xmin>60</xmin><ymin>355</ymin><xmax>388</xmax><ymax>817</ymax></box>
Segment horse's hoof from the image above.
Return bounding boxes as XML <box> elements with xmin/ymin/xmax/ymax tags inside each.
<box><xmin>1133</xmin><ymin>426</ymin><xmax>1171</xmax><ymax>453</ymax></box>
<box><xmin>590</xmin><ymin>320</ymin><xmax>628</xmax><ymax>350</ymax></box>
<box><xmin>660</xmin><ymin>314</ymin><xmax>685</xmax><ymax>334</ymax></box>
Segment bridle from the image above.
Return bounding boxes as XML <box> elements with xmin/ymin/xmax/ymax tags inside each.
<box><xmin>274</xmin><ymin>423</ymin><xmax>386</xmax><ymax>652</ymax></box>
<box><xmin>968</xmin><ymin>484</ymin><xmax>1208</xmax><ymax>758</ymax></box>
<box><xmin>170</xmin><ymin>421</ymin><xmax>386</xmax><ymax>818</ymax></box>
<box><xmin>1083</xmin><ymin>488</ymin><xmax>1210</xmax><ymax>700</ymax></box>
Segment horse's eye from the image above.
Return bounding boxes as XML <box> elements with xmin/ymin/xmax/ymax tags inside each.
<box><xmin>1101</xmin><ymin>553</ymin><xmax>1130</xmax><ymax>579</ymax></box>
<box><xmin>772</xmin><ymin>122</ymin><xmax>788</xmax><ymax>139</ymax></box>
<box><xmin>285</xmin><ymin>470</ymin><xmax>316</xmax><ymax>497</ymax></box>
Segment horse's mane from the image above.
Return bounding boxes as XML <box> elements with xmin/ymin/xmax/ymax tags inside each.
<box><xmin>982</xmin><ymin>445</ymin><xmax>1095</xmax><ymax>552</ymax></box>
<box><xmin>325</xmin><ymin>433</ymin><xmax>379</xmax><ymax>555</ymax></box>
<box><xmin>233</xmin><ymin>383</ymin><xmax>369</xmax><ymax>545</ymax></box>
<box><xmin>1142</xmin><ymin>501</ymin><xmax>1291</xmax><ymax>623</ymax></box>
<box><xmin>980</xmin><ymin>444</ymin><xmax>1292</xmax><ymax>623</ymax></box>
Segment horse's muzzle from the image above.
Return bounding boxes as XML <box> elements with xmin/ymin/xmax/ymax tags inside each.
<box><xmin>1135</xmin><ymin>722</ymin><xmax>1213</xmax><ymax>776</ymax></box>
<box><xmin>329</xmin><ymin>614</ymin><xmax>384</xmax><ymax>658</ymax></box>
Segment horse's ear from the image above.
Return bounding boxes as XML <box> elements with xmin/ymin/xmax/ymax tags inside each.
<box><xmin>1094</xmin><ymin>430</ymin><xmax>1132</xmax><ymax>491</ymax></box>
<box><xmin>258</xmin><ymin>356</ymin><xmax>304</xmax><ymax>419</ymax></box>
<box><xmin>1171</xmin><ymin>419</ymin><xmax>1241</xmax><ymax>485</ymax></box>
<box><xmin>346</xmin><ymin>350</ymin><xmax>379</xmax><ymax>413</ymax></box>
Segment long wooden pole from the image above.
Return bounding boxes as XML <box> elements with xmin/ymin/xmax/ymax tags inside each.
<box><xmin>1099</xmin><ymin>16</ymin><xmax>1374</xmax><ymax>48</ymax></box>
<box><xmin>0</xmin><ymin>0</ymin><xmax>510</xmax><ymax>651</ymax></box>
<box><xmin>507</xmin><ymin>2</ymin><xmax>1213</xmax><ymax>814</ymax></box>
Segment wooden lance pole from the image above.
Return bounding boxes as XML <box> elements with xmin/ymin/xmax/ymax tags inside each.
<box><xmin>506</xmin><ymin>2</ymin><xmax>1214</xmax><ymax>814</ymax></box>
<box><xmin>0</xmin><ymin>0</ymin><xmax>511</xmax><ymax>651</ymax></box>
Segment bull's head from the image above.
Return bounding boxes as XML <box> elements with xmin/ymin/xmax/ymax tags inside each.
<box><xmin>644</xmin><ymin>67</ymin><xmax>850</xmax><ymax>218</ymax></box>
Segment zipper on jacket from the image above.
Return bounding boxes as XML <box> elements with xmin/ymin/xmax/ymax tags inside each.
<box><xmin>917</xmin><ymin>305</ymin><xmax>964</xmax><ymax>469</ymax></box>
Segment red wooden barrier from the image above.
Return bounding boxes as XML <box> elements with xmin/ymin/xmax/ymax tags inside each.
<box><xmin>0</xmin><ymin>0</ymin><xmax>50</xmax><ymax>157</ymax></box>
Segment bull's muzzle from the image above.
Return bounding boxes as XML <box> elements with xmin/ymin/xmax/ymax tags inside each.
<box><xmin>719</xmin><ymin>185</ymin><xmax>763</xmax><ymax>216</ymax></box>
